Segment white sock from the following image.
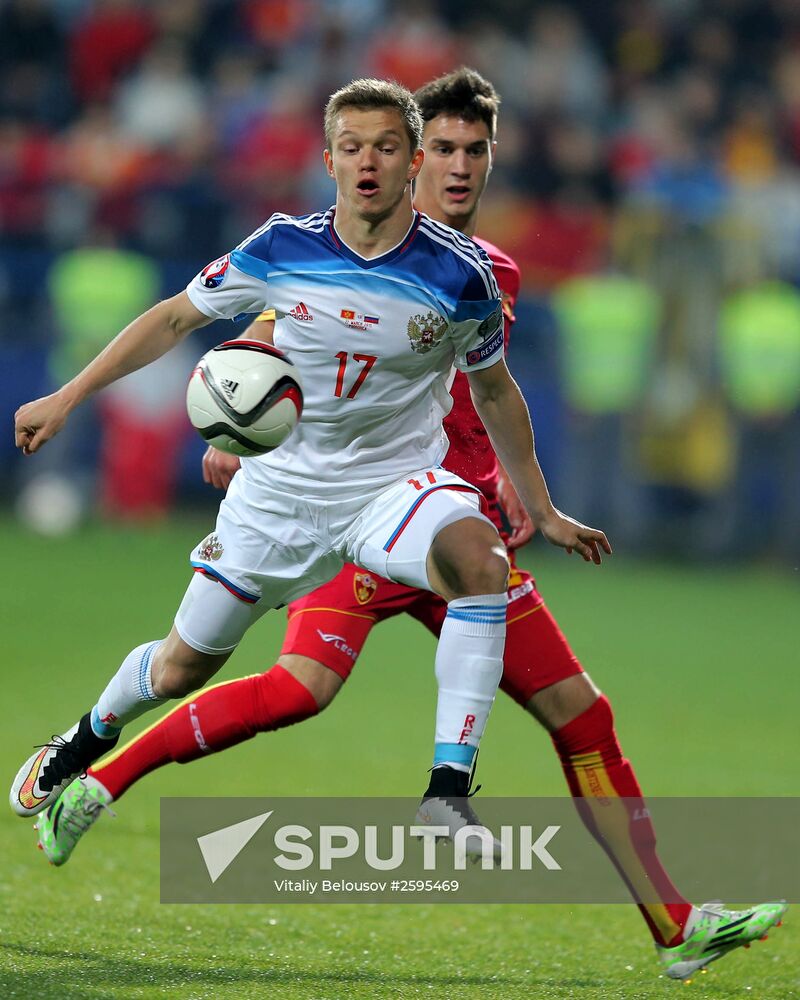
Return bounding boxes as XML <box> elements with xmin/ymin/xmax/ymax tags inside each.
<box><xmin>433</xmin><ymin>593</ymin><xmax>507</xmax><ymax>773</ymax></box>
<box><xmin>91</xmin><ymin>640</ymin><xmax>166</xmax><ymax>738</ymax></box>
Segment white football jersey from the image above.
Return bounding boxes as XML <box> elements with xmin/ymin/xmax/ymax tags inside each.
<box><xmin>186</xmin><ymin>208</ymin><xmax>503</xmax><ymax>498</ymax></box>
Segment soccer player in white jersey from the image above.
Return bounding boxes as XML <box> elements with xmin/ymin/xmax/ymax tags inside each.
<box><xmin>10</xmin><ymin>78</ymin><xmax>610</xmax><ymax>826</ymax></box>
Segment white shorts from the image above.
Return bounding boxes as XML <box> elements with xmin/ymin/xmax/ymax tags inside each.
<box><xmin>175</xmin><ymin>467</ymin><xmax>494</xmax><ymax>654</ymax></box>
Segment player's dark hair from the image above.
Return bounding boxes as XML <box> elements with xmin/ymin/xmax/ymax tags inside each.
<box><xmin>414</xmin><ymin>67</ymin><xmax>500</xmax><ymax>140</ymax></box>
<box><xmin>324</xmin><ymin>78</ymin><xmax>424</xmax><ymax>152</ymax></box>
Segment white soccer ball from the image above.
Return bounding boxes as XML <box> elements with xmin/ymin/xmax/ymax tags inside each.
<box><xmin>186</xmin><ymin>339</ymin><xmax>303</xmax><ymax>457</ymax></box>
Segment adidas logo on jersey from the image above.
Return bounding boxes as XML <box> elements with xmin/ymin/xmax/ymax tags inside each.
<box><xmin>219</xmin><ymin>378</ymin><xmax>239</xmax><ymax>401</ymax></box>
<box><xmin>289</xmin><ymin>302</ymin><xmax>314</xmax><ymax>321</ymax></box>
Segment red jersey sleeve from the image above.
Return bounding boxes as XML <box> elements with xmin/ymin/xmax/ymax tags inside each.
<box><xmin>475</xmin><ymin>237</ymin><xmax>520</xmax><ymax>335</ymax></box>
<box><xmin>443</xmin><ymin>237</ymin><xmax>521</xmax><ymax>531</ymax></box>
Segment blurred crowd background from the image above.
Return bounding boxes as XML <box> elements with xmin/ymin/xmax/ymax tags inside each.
<box><xmin>1</xmin><ymin>0</ymin><xmax>799</xmax><ymax>562</ymax></box>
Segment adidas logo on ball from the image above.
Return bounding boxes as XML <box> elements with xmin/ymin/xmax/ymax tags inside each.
<box><xmin>219</xmin><ymin>378</ymin><xmax>240</xmax><ymax>401</ymax></box>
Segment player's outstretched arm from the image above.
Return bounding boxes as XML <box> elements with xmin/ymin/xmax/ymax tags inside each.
<box><xmin>467</xmin><ymin>360</ymin><xmax>612</xmax><ymax>564</ymax></box>
<box><xmin>15</xmin><ymin>292</ymin><xmax>211</xmax><ymax>455</ymax></box>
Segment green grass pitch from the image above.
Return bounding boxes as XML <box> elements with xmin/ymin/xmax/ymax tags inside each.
<box><xmin>0</xmin><ymin>515</ymin><xmax>797</xmax><ymax>998</ymax></box>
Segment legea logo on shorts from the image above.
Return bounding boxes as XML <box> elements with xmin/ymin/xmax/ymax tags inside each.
<box><xmin>316</xmin><ymin>630</ymin><xmax>357</xmax><ymax>661</ymax></box>
<box><xmin>509</xmin><ymin>579</ymin><xmax>535</xmax><ymax>603</ymax></box>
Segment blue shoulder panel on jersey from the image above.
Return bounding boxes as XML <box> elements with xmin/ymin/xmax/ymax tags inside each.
<box><xmin>237</xmin><ymin>211</ymin><xmax>330</xmax><ymax>262</ymax></box>
<box><xmin>238</xmin><ymin>216</ymin><xmax>343</xmax><ymax>278</ymax></box>
<box><xmin>230</xmin><ymin>249</ymin><xmax>270</xmax><ymax>281</ymax></box>
<box><xmin>461</xmin><ymin>265</ymin><xmax>498</xmax><ymax>303</ymax></box>
<box><xmin>453</xmin><ymin>297</ymin><xmax>503</xmax><ymax>324</ymax></box>
<box><xmin>235</xmin><ymin>216</ymin><xmax>278</xmax><ymax>256</ymax></box>
<box><xmin>413</xmin><ymin>218</ymin><xmax>499</xmax><ymax>307</ymax></box>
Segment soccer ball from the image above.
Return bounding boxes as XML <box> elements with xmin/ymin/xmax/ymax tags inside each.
<box><xmin>186</xmin><ymin>339</ymin><xmax>303</xmax><ymax>457</ymax></box>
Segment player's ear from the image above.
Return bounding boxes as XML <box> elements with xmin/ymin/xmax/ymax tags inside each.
<box><xmin>408</xmin><ymin>147</ymin><xmax>424</xmax><ymax>182</ymax></box>
<box><xmin>323</xmin><ymin>149</ymin><xmax>335</xmax><ymax>179</ymax></box>
<box><xmin>488</xmin><ymin>140</ymin><xmax>497</xmax><ymax>173</ymax></box>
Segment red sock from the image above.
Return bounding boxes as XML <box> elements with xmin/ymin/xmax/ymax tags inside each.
<box><xmin>89</xmin><ymin>666</ymin><xmax>318</xmax><ymax>800</ymax></box>
<box><xmin>551</xmin><ymin>695</ymin><xmax>692</xmax><ymax>947</ymax></box>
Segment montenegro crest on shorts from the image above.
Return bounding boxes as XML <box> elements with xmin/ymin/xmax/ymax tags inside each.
<box><xmin>407</xmin><ymin>310</ymin><xmax>447</xmax><ymax>354</ymax></box>
<box><xmin>198</xmin><ymin>533</ymin><xmax>224</xmax><ymax>561</ymax></box>
<box><xmin>353</xmin><ymin>572</ymin><xmax>378</xmax><ymax>605</ymax></box>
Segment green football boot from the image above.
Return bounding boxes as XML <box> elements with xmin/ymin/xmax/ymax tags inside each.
<box><xmin>657</xmin><ymin>901</ymin><xmax>788</xmax><ymax>981</ymax></box>
<box><xmin>35</xmin><ymin>776</ymin><xmax>114</xmax><ymax>866</ymax></box>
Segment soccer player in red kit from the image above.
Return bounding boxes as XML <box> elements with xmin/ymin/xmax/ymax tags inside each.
<box><xmin>38</xmin><ymin>68</ymin><xmax>785</xmax><ymax>980</ymax></box>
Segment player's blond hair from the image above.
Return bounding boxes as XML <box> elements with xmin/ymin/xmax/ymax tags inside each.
<box><xmin>324</xmin><ymin>79</ymin><xmax>424</xmax><ymax>153</ymax></box>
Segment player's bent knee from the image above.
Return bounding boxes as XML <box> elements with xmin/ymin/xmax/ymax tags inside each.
<box><xmin>481</xmin><ymin>547</ymin><xmax>511</xmax><ymax>594</ymax></box>
<box><xmin>456</xmin><ymin>549</ymin><xmax>509</xmax><ymax>597</ymax></box>
<box><xmin>278</xmin><ymin>653</ymin><xmax>343</xmax><ymax>710</ymax></box>
<box><xmin>429</xmin><ymin>519</ymin><xmax>509</xmax><ymax>599</ymax></box>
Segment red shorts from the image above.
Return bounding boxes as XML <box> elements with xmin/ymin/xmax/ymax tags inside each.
<box><xmin>281</xmin><ymin>555</ymin><xmax>582</xmax><ymax>706</ymax></box>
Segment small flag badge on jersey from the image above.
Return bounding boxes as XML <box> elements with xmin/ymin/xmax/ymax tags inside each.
<box><xmin>341</xmin><ymin>309</ymin><xmax>380</xmax><ymax>330</ymax></box>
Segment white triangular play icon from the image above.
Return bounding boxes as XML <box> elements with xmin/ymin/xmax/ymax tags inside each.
<box><xmin>197</xmin><ymin>810</ymin><xmax>273</xmax><ymax>883</ymax></box>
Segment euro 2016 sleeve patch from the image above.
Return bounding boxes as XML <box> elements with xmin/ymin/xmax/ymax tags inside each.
<box><xmin>199</xmin><ymin>255</ymin><xmax>230</xmax><ymax>289</ymax></box>
<box><xmin>186</xmin><ymin>253</ymin><xmax>270</xmax><ymax>322</ymax></box>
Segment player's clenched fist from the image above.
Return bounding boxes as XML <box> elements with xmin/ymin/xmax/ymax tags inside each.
<box><xmin>202</xmin><ymin>446</ymin><xmax>241</xmax><ymax>491</ymax></box>
<box><xmin>15</xmin><ymin>392</ymin><xmax>71</xmax><ymax>455</ymax></box>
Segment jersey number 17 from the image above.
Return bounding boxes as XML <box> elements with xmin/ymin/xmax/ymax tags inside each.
<box><xmin>333</xmin><ymin>352</ymin><xmax>377</xmax><ymax>399</ymax></box>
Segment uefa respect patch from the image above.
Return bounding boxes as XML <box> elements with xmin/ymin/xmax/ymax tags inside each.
<box><xmin>467</xmin><ymin>327</ymin><xmax>504</xmax><ymax>366</ymax></box>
